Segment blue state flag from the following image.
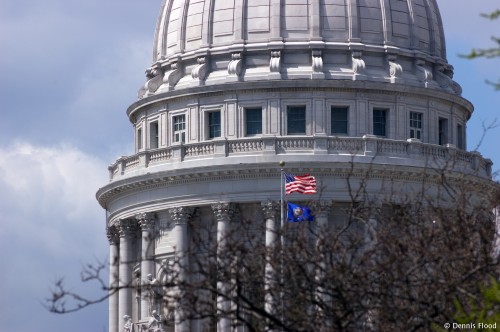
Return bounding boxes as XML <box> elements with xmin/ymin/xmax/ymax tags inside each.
<box><xmin>287</xmin><ymin>202</ymin><xmax>314</xmax><ymax>222</ymax></box>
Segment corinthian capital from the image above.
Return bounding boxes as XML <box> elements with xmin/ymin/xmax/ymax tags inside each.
<box><xmin>261</xmin><ymin>201</ymin><xmax>280</xmax><ymax>219</ymax></box>
<box><xmin>211</xmin><ymin>203</ymin><xmax>235</xmax><ymax>222</ymax></box>
<box><xmin>118</xmin><ymin>219</ymin><xmax>138</xmax><ymax>238</ymax></box>
<box><xmin>106</xmin><ymin>225</ymin><xmax>120</xmax><ymax>245</ymax></box>
<box><xmin>311</xmin><ymin>200</ymin><xmax>332</xmax><ymax>219</ymax></box>
<box><xmin>169</xmin><ymin>206</ymin><xmax>194</xmax><ymax>226</ymax></box>
<box><xmin>136</xmin><ymin>212</ymin><xmax>155</xmax><ymax>231</ymax></box>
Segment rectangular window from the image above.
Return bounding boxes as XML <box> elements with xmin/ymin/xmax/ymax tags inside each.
<box><xmin>409</xmin><ymin>112</ymin><xmax>422</xmax><ymax>140</ymax></box>
<box><xmin>373</xmin><ymin>109</ymin><xmax>387</xmax><ymax>137</ymax></box>
<box><xmin>173</xmin><ymin>115</ymin><xmax>186</xmax><ymax>143</ymax></box>
<box><xmin>331</xmin><ymin>106</ymin><xmax>349</xmax><ymax>135</ymax></box>
<box><xmin>137</xmin><ymin>128</ymin><xmax>143</xmax><ymax>150</ymax></box>
<box><xmin>457</xmin><ymin>124</ymin><xmax>464</xmax><ymax>149</ymax></box>
<box><xmin>245</xmin><ymin>108</ymin><xmax>262</xmax><ymax>135</ymax></box>
<box><xmin>150</xmin><ymin>121</ymin><xmax>159</xmax><ymax>149</ymax></box>
<box><xmin>208</xmin><ymin>111</ymin><xmax>221</xmax><ymax>139</ymax></box>
<box><xmin>287</xmin><ymin>106</ymin><xmax>306</xmax><ymax>135</ymax></box>
<box><xmin>438</xmin><ymin>118</ymin><xmax>448</xmax><ymax>145</ymax></box>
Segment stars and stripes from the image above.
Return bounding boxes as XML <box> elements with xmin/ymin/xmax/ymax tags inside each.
<box><xmin>285</xmin><ymin>173</ymin><xmax>317</xmax><ymax>195</ymax></box>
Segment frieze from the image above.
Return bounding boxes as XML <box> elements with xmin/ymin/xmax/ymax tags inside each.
<box><xmin>98</xmin><ymin>162</ymin><xmax>494</xmax><ymax>212</ymax></box>
<box><xmin>128</xmin><ymin>82</ymin><xmax>472</xmax><ymax>122</ymax></box>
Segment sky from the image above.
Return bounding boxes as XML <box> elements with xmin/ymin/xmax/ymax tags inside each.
<box><xmin>0</xmin><ymin>1</ymin><xmax>499</xmax><ymax>331</ymax></box>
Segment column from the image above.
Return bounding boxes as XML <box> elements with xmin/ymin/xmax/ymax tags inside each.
<box><xmin>107</xmin><ymin>225</ymin><xmax>120</xmax><ymax>332</ymax></box>
<box><xmin>212</xmin><ymin>203</ymin><xmax>235</xmax><ymax>332</ymax></box>
<box><xmin>261</xmin><ymin>201</ymin><xmax>279</xmax><ymax>322</ymax></box>
<box><xmin>136</xmin><ymin>212</ymin><xmax>156</xmax><ymax>321</ymax></box>
<box><xmin>314</xmin><ymin>201</ymin><xmax>331</xmax><ymax>240</ymax></box>
<box><xmin>118</xmin><ymin>219</ymin><xmax>137</xmax><ymax>332</ymax></box>
<box><xmin>313</xmin><ymin>201</ymin><xmax>332</xmax><ymax>328</ymax></box>
<box><xmin>169</xmin><ymin>206</ymin><xmax>193</xmax><ymax>332</ymax></box>
<box><xmin>363</xmin><ymin>216</ymin><xmax>378</xmax><ymax>331</ymax></box>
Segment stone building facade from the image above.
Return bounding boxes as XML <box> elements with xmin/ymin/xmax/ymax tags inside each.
<box><xmin>96</xmin><ymin>1</ymin><xmax>497</xmax><ymax>331</ymax></box>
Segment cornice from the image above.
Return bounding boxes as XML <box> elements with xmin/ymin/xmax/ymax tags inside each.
<box><xmin>96</xmin><ymin>163</ymin><xmax>496</xmax><ymax>209</ymax></box>
<box><xmin>127</xmin><ymin>80</ymin><xmax>473</xmax><ymax>122</ymax></box>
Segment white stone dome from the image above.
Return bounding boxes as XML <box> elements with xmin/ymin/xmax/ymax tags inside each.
<box><xmin>99</xmin><ymin>3</ymin><xmax>499</xmax><ymax>331</ymax></box>
<box><xmin>139</xmin><ymin>0</ymin><xmax>461</xmax><ymax>98</ymax></box>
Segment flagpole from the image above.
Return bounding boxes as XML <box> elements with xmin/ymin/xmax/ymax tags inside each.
<box><xmin>279</xmin><ymin>161</ymin><xmax>285</xmax><ymax>329</ymax></box>
<box><xmin>280</xmin><ymin>161</ymin><xmax>285</xmax><ymax>233</ymax></box>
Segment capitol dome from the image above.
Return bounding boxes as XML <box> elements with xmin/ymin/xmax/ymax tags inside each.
<box><xmin>98</xmin><ymin>1</ymin><xmax>498</xmax><ymax>331</ymax></box>
<box><xmin>138</xmin><ymin>0</ymin><xmax>461</xmax><ymax>98</ymax></box>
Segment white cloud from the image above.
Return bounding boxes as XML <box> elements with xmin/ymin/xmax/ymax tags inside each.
<box><xmin>0</xmin><ymin>142</ymin><xmax>109</xmax><ymax>331</ymax></box>
<box><xmin>0</xmin><ymin>142</ymin><xmax>108</xmax><ymax>256</ymax></box>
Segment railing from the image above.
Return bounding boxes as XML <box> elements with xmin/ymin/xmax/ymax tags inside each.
<box><xmin>377</xmin><ymin>140</ymin><xmax>408</xmax><ymax>155</ymax></box>
<box><xmin>108</xmin><ymin>136</ymin><xmax>492</xmax><ymax>181</ymax></box>
<box><xmin>277</xmin><ymin>137</ymin><xmax>314</xmax><ymax>150</ymax></box>
<box><xmin>184</xmin><ymin>142</ymin><xmax>215</xmax><ymax>158</ymax></box>
<box><xmin>149</xmin><ymin>149</ymin><xmax>172</xmax><ymax>164</ymax></box>
<box><xmin>328</xmin><ymin>137</ymin><xmax>364</xmax><ymax>153</ymax></box>
<box><xmin>229</xmin><ymin>139</ymin><xmax>264</xmax><ymax>153</ymax></box>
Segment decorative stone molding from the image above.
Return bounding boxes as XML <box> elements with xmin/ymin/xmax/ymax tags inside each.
<box><xmin>168</xmin><ymin>206</ymin><xmax>193</xmax><ymax>226</ymax></box>
<box><xmin>387</xmin><ymin>54</ymin><xmax>402</xmax><ymax>81</ymax></box>
<box><xmin>416</xmin><ymin>59</ymin><xmax>433</xmax><ymax>88</ymax></box>
<box><xmin>311</xmin><ymin>50</ymin><xmax>324</xmax><ymax>79</ymax></box>
<box><xmin>227</xmin><ymin>52</ymin><xmax>243</xmax><ymax>77</ymax></box>
<box><xmin>161</xmin><ymin>62</ymin><xmax>182</xmax><ymax>92</ymax></box>
<box><xmin>138</xmin><ymin>67</ymin><xmax>163</xmax><ymax>99</ymax></box>
<box><xmin>118</xmin><ymin>219</ymin><xmax>138</xmax><ymax>238</ymax></box>
<box><xmin>106</xmin><ymin>225</ymin><xmax>120</xmax><ymax>245</ymax></box>
<box><xmin>191</xmin><ymin>56</ymin><xmax>208</xmax><ymax>83</ymax></box>
<box><xmin>122</xmin><ymin>314</ymin><xmax>133</xmax><ymax>332</ymax></box>
<box><xmin>435</xmin><ymin>64</ymin><xmax>462</xmax><ymax>95</ymax></box>
<box><xmin>261</xmin><ymin>200</ymin><xmax>280</xmax><ymax>219</ymax></box>
<box><xmin>269</xmin><ymin>50</ymin><xmax>281</xmax><ymax>79</ymax></box>
<box><xmin>352</xmin><ymin>51</ymin><xmax>366</xmax><ymax>75</ymax></box>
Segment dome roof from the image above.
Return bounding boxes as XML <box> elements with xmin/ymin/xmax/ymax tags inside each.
<box><xmin>139</xmin><ymin>0</ymin><xmax>461</xmax><ymax>98</ymax></box>
<box><xmin>153</xmin><ymin>0</ymin><xmax>445</xmax><ymax>61</ymax></box>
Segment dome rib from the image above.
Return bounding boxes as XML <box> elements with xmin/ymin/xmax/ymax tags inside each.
<box><xmin>140</xmin><ymin>0</ymin><xmax>459</xmax><ymax>99</ymax></box>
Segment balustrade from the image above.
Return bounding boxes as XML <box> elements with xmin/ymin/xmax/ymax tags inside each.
<box><xmin>106</xmin><ymin>136</ymin><xmax>491</xmax><ymax>181</ymax></box>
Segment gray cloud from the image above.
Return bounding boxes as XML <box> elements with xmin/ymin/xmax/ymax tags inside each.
<box><xmin>0</xmin><ymin>1</ymin><xmax>498</xmax><ymax>331</ymax></box>
<box><xmin>0</xmin><ymin>142</ymin><xmax>109</xmax><ymax>331</ymax></box>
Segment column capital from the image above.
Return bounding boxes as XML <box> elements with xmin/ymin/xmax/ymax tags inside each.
<box><xmin>311</xmin><ymin>200</ymin><xmax>332</xmax><ymax>219</ymax></box>
<box><xmin>169</xmin><ymin>206</ymin><xmax>193</xmax><ymax>226</ymax></box>
<box><xmin>261</xmin><ymin>200</ymin><xmax>280</xmax><ymax>219</ymax></box>
<box><xmin>118</xmin><ymin>219</ymin><xmax>138</xmax><ymax>238</ymax></box>
<box><xmin>211</xmin><ymin>202</ymin><xmax>235</xmax><ymax>222</ymax></box>
<box><xmin>106</xmin><ymin>225</ymin><xmax>120</xmax><ymax>245</ymax></box>
<box><xmin>136</xmin><ymin>212</ymin><xmax>156</xmax><ymax>231</ymax></box>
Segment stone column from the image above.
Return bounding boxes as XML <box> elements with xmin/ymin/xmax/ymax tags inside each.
<box><xmin>118</xmin><ymin>219</ymin><xmax>137</xmax><ymax>332</ymax></box>
<box><xmin>261</xmin><ymin>201</ymin><xmax>280</xmax><ymax>321</ymax></box>
<box><xmin>314</xmin><ymin>201</ymin><xmax>331</xmax><ymax>240</ymax></box>
<box><xmin>136</xmin><ymin>212</ymin><xmax>156</xmax><ymax>320</ymax></box>
<box><xmin>107</xmin><ymin>225</ymin><xmax>120</xmax><ymax>332</ymax></box>
<box><xmin>363</xmin><ymin>216</ymin><xmax>378</xmax><ymax>331</ymax></box>
<box><xmin>212</xmin><ymin>203</ymin><xmax>234</xmax><ymax>332</ymax></box>
<box><xmin>312</xmin><ymin>201</ymin><xmax>332</xmax><ymax>328</ymax></box>
<box><xmin>169</xmin><ymin>206</ymin><xmax>193</xmax><ymax>332</ymax></box>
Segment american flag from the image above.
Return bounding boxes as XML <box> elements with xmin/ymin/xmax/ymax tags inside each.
<box><xmin>285</xmin><ymin>173</ymin><xmax>317</xmax><ymax>195</ymax></box>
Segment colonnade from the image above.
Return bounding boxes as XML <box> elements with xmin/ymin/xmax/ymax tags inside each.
<box><xmin>106</xmin><ymin>201</ymin><xmax>336</xmax><ymax>332</ymax></box>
